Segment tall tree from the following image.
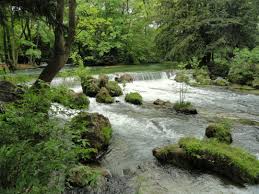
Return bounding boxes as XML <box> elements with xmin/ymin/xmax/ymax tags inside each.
<box><xmin>156</xmin><ymin>0</ymin><xmax>259</xmax><ymax>66</ymax></box>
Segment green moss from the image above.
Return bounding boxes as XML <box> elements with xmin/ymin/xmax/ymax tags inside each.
<box><xmin>106</xmin><ymin>81</ymin><xmax>123</xmax><ymax>97</ymax></box>
<box><xmin>52</xmin><ymin>86</ymin><xmax>89</xmax><ymax>109</ymax></box>
<box><xmin>81</xmin><ymin>76</ymin><xmax>100</xmax><ymax>97</ymax></box>
<box><xmin>102</xmin><ymin>127</ymin><xmax>112</xmax><ymax>144</ymax></box>
<box><xmin>96</xmin><ymin>87</ymin><xmax>114</xmax><ymax>104</ymax></box>
<box><xmin>206</xmin><ymin>121</ymin><xmax>232</xmax><ymax>144</ymax></box>
<box><xmin>173</xmin><ymin>101</ymin><xmax>197</xmax><ymax>114</ymax></box>
<box><xmin>179</xmin><ymin>138</ymin><xmax>259</xmax><ymax>179</ymax></box>
<box><xmin>125</xmin><ymin>92</ymin><xmax>143</xmax><ymax>105</ymax></box>
<box><xmin>175</xmin><ymin>72</ymin><xmax>190</xmax><ymax>83</ymax></box>
<box><xmin>67</xmin><ymin>165</ymin><xmax>101</xmax><ymax>188</ymax></box>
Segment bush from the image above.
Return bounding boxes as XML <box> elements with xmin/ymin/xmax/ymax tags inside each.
<box><xmin>193</xmin><ymin>68</ymin><xmax>211</xmax><ymax>85</ymax></box>
<box><xmin>125</xmin><ymin>92</ymin><xmax>143</xmax><ymax>105</ymax></box>
<box><xmin>175</xmin><ymin>72</ymin><xmax>190</xmax><ymax>83</ymax></box>
<box><xmin>228</xmin><ymin>47</ymin><xmax>259</xmax><ymax>85</ymax></box>
<box><xmin>0</xmin><ymin>87</ymin><xmax>79</xmax><ymax>193</ymax></box>
<box><xmin>52</xmin><ymin>86</ymin><xmax>90</xmax><ymax>109</ymax></box>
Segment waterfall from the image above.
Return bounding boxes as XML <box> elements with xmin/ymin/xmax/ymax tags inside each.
<box><xmin>109</xmin><ymin>71</ymin><xmax>175</xmax><ymax>81</ymax></box>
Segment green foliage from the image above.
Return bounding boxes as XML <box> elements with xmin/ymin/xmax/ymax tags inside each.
<box><xmin>175</xmin><ymin>72</ymin><xmax>190</xmax><ymax>84</ymax></box>
<box><xmin>52</xmin><ymin>85</ymin><xmax>89</xmax><ymax>109</ymax></box>
<box><xmin>156</xmin><ymin>0</ymin><xmax>259</xmax><ymax>64</ymax></box>
<box><xmin>173</xmin><ymin>102</ymin><xmax>192</xmax><ymax>111</ymax></box>
<box><xmin>179</xmin><ymin>138</ymin><xmax>259</xmax><ymax>179</ymax></box>
<box><xmin>206</xmin><ymin>121</ymin><xmax>232</xmax><ymax>144</ymax></box>
<box><xmin>228</xmin><ymin>47</ymin><xmax>259</xmax><ymax>85</ymax></box>
<box><xmin>125</xmin><ymin>92</ymin><xmax>143</xmax><ymax>105</ymax></box>
<box><xmin>106</xmin><ymin>81</ymin><xmax>123</xmax><ymax>97</ymax></box>
<box><xmin>193</xmin><ymin>68</ymin><xmax>212</xmax><ymax>85</ymax></box>
<box><xmin>67</xmin><ymin>165</ymin><xmax>101</xmax><ymax>188</ymax></box>
<box><xmin>96</xmin><ymin>87</ymin><xmax>114</xmax><ymax>104</ymax></box>
<box><xmin>0</xmin><ymin>87</ymin><xmax>79</xmax><ymax>193</ymax></box>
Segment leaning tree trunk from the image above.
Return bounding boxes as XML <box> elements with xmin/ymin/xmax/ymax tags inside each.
<box><xmin>37</xmin><ymin>0</ymin><xmax>76</xmax><ymax>83</ymax></box>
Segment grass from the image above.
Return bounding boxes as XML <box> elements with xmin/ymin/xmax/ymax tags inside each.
<box><xmin>228</xmin><ymin>84</ymin><xmax>259</xmax><ymax>95</ymax></box>
<box><xmin>102</xmin><ymin>127</ymin><xmax>112</xmax><ymax>145</ymax></box>
<box><xmin>206</xmin><ymin>121</ymin><xmax>232</xmax><ymax>144</ymax></box>
<box><xmin>179</xmin><ymin>137</ymin><xmax>259</xmax><ymax>179</ymax></box>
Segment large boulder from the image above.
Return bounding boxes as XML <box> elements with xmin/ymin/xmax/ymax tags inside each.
<box><xmin>153</xmin><ymin>99</ymin><xmax>173</xmax><ymax>108</ymax></box>
<box><xmin>173</xmin><ymin>102</ymin><xmax>198</xmax><ymax>115</ymax></box>
<box><xmin>98</xmin><ymin>74</ymin><xmax>109</xmax><ymax>88</ymax></box>
<box><xmin>125</xmin><ymin>92</ymin><xmax>143</xmax><ymax>105</ymax></box>
<box><xmin>153</xmin><ymin>138</ymin><xmax>259</xmax><ymax>185</ymax></box>
<box><xmin>96</xmin><ymin>87</ymin><xmax>114</xmax><ymax>104</ymax></box>
<box><xmin>81</xmin><ymin>76</ymin><xmax>100</xmax><ymax>97</ymax></box>
<box><xmin>70</xmin><ymin>112</ymin><xmax>112</xmax><ymax>162</ymax></box>
<box><xmin>0</xmin><ymin>81</ymin><xmax>23</xmax><ymax>102</ymax></box>
<box><xmin>205</xmin><ymin>122</ymin><xmax>232</xmax><ymax>144</ymax></box>
<box><xmin>116</xmin><ymin>74</ymin><xmax>133</xmax><ymax>83</ymax></box>
<box><xmin>106</xmin><ymin>81</ymin><xmax>123</xmax><ymax>97</ymax></box>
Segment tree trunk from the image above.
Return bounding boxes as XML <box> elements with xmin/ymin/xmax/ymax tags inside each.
<box><xmin>37</xmin><ymin>0</ymin><xmax>76</xmax><ymax>83</ymax></box>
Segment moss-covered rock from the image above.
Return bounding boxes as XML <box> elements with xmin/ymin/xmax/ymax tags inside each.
<box><xmin>153</xmin><ymin>138</ymin><xmax>259</xmax><ymax>184</ymax></box>
<box><xmin>175</xmin><ymin>72</ymin><xmax>190</xmax><ymax>84</ymax></box>
<box><xmin>81</xmin><ymin>76</ymin><xmax>100</xmax><ymax>97</ymax></box>
<box><xmin>98</xmin><ymin>74</ymin><xmax>109</xmax><ymax>88</ymax></box>
<box><xmin>0</xmin><ymin>81</ymin><xmax>24</xmax><ymax>102</ymax></box>
<box><xmin>70</xmin><ymin>112</ymin><xmax>112</xmax><ymax>162</ymax></box>
<box><xmin>125</xmin><ymin>92</ymin><xmax>143</xmax><ymax>105</ymax></box>
<box><xmin>173</xmin><ymin>102</ymin><xmax>197</xmax><ymax>115</ymax></box>
<box><xmin>53</xmin><ymin>86</ymin><xmax>90</xmax><ymax>109</ymax></box>
<box><xmin>106</xmin><ymin>81</ymin><xmax>123</xmax><ymax>97</ymax></box>
<box><xmin>213</xmin><ymin>77</ymin><xmax>229</xmax><ymax>86</ymax></box>
<box><xmin>96</xmin><ymin>87</ymin><xmax>114</xmax><ymax>104</ymax></box>
<box><xmin>67</xmin><ymin>165</ymin><xmax>102</xmax><ymax>188</ymax></box>
<box><xmin>206</xmin><ymin>122</ymin><xmax>232</xmax><ymax>144</ymax></box>
<box><xmin>153</xmin><ymin>99</ymin><xmax>173</xmax><ymax>108</ymax></box>
<box><xmin>116</xmin><ymin>74</ymin><xmax>133</xmax><ymax>83</ymax></box>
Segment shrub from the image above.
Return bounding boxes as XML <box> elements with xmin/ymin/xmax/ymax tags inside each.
<box><xmin>52</xmin><ymin>86</ymin><xmax>90</xmax><ymax>109</ymax></box>
<box><xmin>193</xmin><ymin>68</ymin><xmax>211</xmax><ymax>85</ymax></box>
<box><xmin>0</xmin><ymin>87</ymin><xmax>79</xmax><ymax>193</ymax></box>
<box><xmin>228</xmin><ymin>47</ymin><xmax>259</xmax><ymax>85</ymax></box>
<box><xmin>175</xmin><ymin>72</ymin><xmax>190</xmax><ymax>83</ymax></box>
<box><xmin>125</xmin><ymin>92</ymin><xmax>143</xmax><ymax>105</ymax></box>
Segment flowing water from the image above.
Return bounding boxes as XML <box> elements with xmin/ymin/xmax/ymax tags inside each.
<box><xmin>55</xmin><ymin>71</ymin><xmax>259</xmax><ymax>194</ymax></box>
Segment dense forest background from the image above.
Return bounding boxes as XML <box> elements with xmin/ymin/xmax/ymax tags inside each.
<box><xmin>0</xmin><ymin>0</ymin><xmax>258</xmax><ymax>86</ymax></box>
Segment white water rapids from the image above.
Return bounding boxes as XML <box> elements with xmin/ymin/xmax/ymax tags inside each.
<box><xmin>53</xmin><ymin>71</ymin><xmax>259</xmax><ymax>194</ymax></box>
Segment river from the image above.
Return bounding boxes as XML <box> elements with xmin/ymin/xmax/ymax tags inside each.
<box><xmin>54</xmin><ymin>71</ymin><xmax>259</xmax><ymax>194</ymax></box>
